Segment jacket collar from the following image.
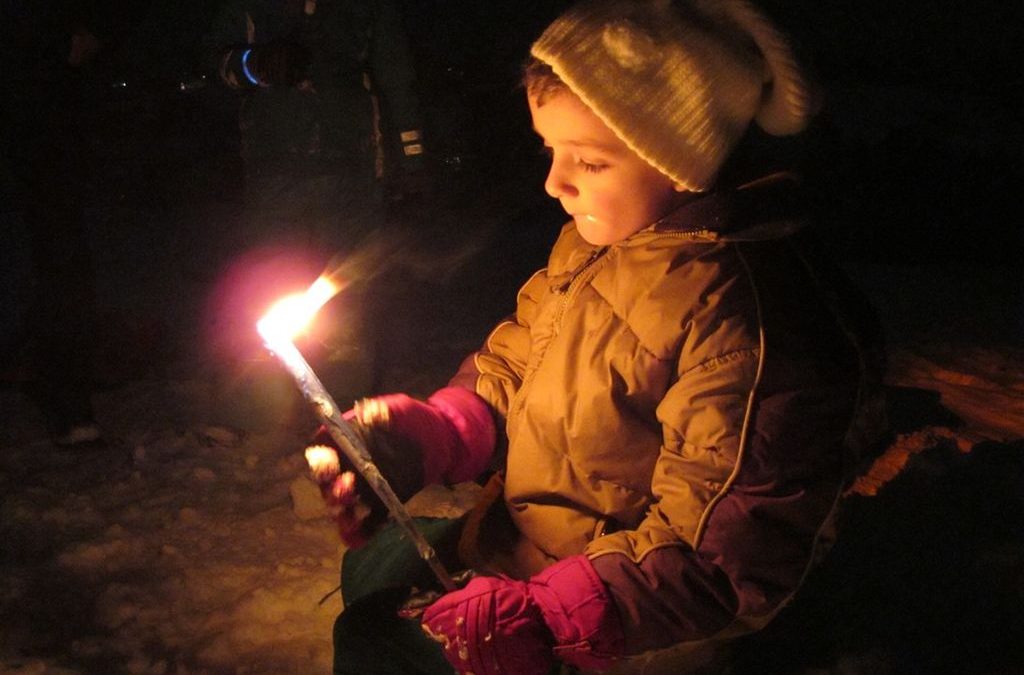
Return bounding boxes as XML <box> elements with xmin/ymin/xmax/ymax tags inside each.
<box><xmin>548</xmin><ymin>172</ymin><xmax>809</xmax><ymax>280</ymax></box>
<box><xmin>642</xmin><ymin>171</ymin><xmax>808</xmax><ymax>243</ymax></box>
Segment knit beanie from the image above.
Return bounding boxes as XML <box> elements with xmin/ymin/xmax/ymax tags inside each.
<box><xmin>530</xmin><ymin>0</ymin><xmax>818</xmax><ymax>192</ymax></box>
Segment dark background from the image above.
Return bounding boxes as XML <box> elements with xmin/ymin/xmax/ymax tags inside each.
<box><xmin>93</xmin><ymin>0</ymin><xmax>1024</xmax><ymax>259</ymax></box>
<box><xmin>4</xmin><ymin>0</ymin><xmax>1020</xmax><ymax>267</ymax></box>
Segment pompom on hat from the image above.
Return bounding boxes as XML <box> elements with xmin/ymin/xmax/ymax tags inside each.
<box><xmin>530</xmin><ymin>0</ymin><xmax>819</xmax><ymax>192</ymax></box>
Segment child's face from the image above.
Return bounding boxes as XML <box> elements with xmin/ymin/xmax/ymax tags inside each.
<box><xmin>529</xmin><ymin>90</ymin><xmax>685</xmax><ymax>246</ymax></box>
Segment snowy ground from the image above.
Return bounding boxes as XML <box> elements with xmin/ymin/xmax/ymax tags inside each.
<box><xmin>2</xmin><ymin>87</ymin><xmax>1022</xmax><ymax>674</ymax></box>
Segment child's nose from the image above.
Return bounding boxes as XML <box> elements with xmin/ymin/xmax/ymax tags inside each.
<box><xmin>544</xmin><ymin>164</ymin><xmax>578</xmax><ymax>200</ymax></box>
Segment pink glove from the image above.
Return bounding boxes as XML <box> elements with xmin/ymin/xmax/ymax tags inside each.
<box><xmin>307</xmin><ymin>386</ymin><xmax>495</xmax><ymax>547</ymax></box>
<box><xmin>420</xmin><ymin>555</ymin><xmax>624</xmax><ymax>675</ymax></box>
<box><xmin>354</xmin><ymin>386</ymin><xmax>496</xmax><ymax>486</ymax></box>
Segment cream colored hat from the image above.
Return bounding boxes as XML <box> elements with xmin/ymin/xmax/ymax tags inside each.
<box><xmin>531</xmin><ymin>0</ymin><xmax>818</xmax><ymax>191</ymax></box>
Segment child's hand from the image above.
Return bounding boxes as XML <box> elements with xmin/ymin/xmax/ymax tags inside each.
<box><xmin>304</xmin><ymin>443</ymin><xmax>374</xmax><ymax>548</ymax></box>
<box><xmin>317</xmin><ymin>466</ymin><xmax>374</xmax><ymax>548</ymax></box>
<box><xmin>346</xmin><ymin>388</ymin><xmax>495</xmax><ymax>488</ymax></box>
<box><xmin>303</xmin><ymin>426</ymin><xmax>397</xmax><ymax>549</ymax></box>
<box><xmin>303</xmin><ymin>387</ymin><xmax>495</xmax><ymax>547</ymax></box>
<box><xmin>420</xmin><ymin>555</ymin><xmax>623</xmax><ymax>675</ymax></box>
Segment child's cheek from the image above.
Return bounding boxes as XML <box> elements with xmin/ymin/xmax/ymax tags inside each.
<box><xmin>587</xmin><ymin>192</ymin><xmax>617</xmax><ymax>224</ymax></box>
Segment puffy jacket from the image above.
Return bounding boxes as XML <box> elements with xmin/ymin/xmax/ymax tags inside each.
<box><xmin>453</xmin><ymin>173</ymin><xmax>882</xmax><ymax>657</ymax></box>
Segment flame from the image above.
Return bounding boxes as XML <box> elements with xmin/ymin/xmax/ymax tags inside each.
<box><xmin>257</xmin><ymin>276</ymin><xmax>339</xmax><ymax>348</ymax></box>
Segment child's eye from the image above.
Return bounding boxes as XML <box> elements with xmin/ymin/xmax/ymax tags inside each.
<box><xmin>570</xmin><ymin>151</ymin><xmax>607</xmax><ymax>173</ymax></box>
<box><xmin>539</xmin><ymin>145</ymin><xmax>607</xmax><ymax>173</ymax></box>
<box><xmin>577</xmin><ymin>157</ymin><xmax>607</xmax><ymax>174</ymax></box>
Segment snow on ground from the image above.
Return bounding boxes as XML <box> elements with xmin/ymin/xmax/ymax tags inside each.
<box><xmin>2</xmin><ymin>374</ymin><xmax>341</xmax><ymax>674</ymax></box>
<box><xmin>0</xmin><ymin>315</ymin><xmax>486</xmax><ymax>674</ymax></box>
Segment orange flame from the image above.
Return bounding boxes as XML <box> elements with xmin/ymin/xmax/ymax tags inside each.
<box><xmin>257</xmin><ymin>276</ymin><xmax>339</xmax><ymax>348</ymax></box>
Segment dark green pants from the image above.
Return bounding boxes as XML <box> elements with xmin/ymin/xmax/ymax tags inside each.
<box><xmin>333</xmin><ymin>517</ymin><xmax>463</xmax><ymax>675</ymax></box>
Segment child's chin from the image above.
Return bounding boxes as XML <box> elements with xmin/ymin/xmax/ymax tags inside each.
<box><xmin>575</xmin><ymin>219</ymin><xmax>622</xmax><ymax>246</ymax></box>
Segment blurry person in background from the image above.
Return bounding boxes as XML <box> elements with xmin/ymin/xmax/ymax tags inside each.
<box><xmin>0</xmin><ymin>0</ymin><xmax>129</xmax><ymax>446</ymax></box>
<box><xmin>204</xmin><ymin>0</ymin><xmax>428</xmax><ymax>400</ymax></box>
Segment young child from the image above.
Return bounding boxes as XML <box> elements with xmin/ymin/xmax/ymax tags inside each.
<box><xmin>313</xmin><ymin>1</ymin><xmax>883</xmax><ymax>673</ymax></box>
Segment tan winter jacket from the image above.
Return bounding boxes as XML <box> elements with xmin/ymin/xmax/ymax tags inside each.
<box><xmin>453</xmin><ymin>174</ymin><xmax>881</xmax><ymax>656</ymax></box>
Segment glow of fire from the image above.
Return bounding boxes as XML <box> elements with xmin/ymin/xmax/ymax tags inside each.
<box><xmin>256</xmin><ymin>276</ymin><xmax>338</xmax><ymax>350</ymax></box>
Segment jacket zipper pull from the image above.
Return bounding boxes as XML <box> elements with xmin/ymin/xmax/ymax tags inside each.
<box><xmin>555</xmin><ymin>246</ymin><xmax>607</xmax><ymax>294</ymax></box>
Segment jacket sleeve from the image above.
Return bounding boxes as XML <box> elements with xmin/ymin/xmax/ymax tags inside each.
<box><xmin>585</xmin><ymin>290</ymin><xmax>856</xmax><ymax>656</ymax></box>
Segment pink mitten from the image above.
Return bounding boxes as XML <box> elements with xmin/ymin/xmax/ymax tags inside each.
<box><xmin>421</xmin><ymin>555</ymin><xmax>624</xmax><ymax>675</ymax></box>
<box><xmin>306</xmin><ymin>386</ymin><xmax>495</xmax><ymax>547</ymax></box>
<box><xmin>360</xmin><ymin>386</ymin><xmax>496</xmax><ymax>485</ymax></box>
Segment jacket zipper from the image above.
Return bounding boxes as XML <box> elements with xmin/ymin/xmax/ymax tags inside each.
<box><xmin>552</xmin><ymin>246</ymin><xmax>609</xmax><ymax>335</ymax></box>
<box><xmin>508</xmin><ymin>246</ymin><xmax>609</xmax><ymax>430</ymax></box>
<box><xmin>555</xmin><ymin>246</ymin><xmax>608</xmax><ymax>294</ymax></box>
<box><xmin>659</xmin><ymin>227</ymin><xmax>716</xmax><ymax>240</ymax></box>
